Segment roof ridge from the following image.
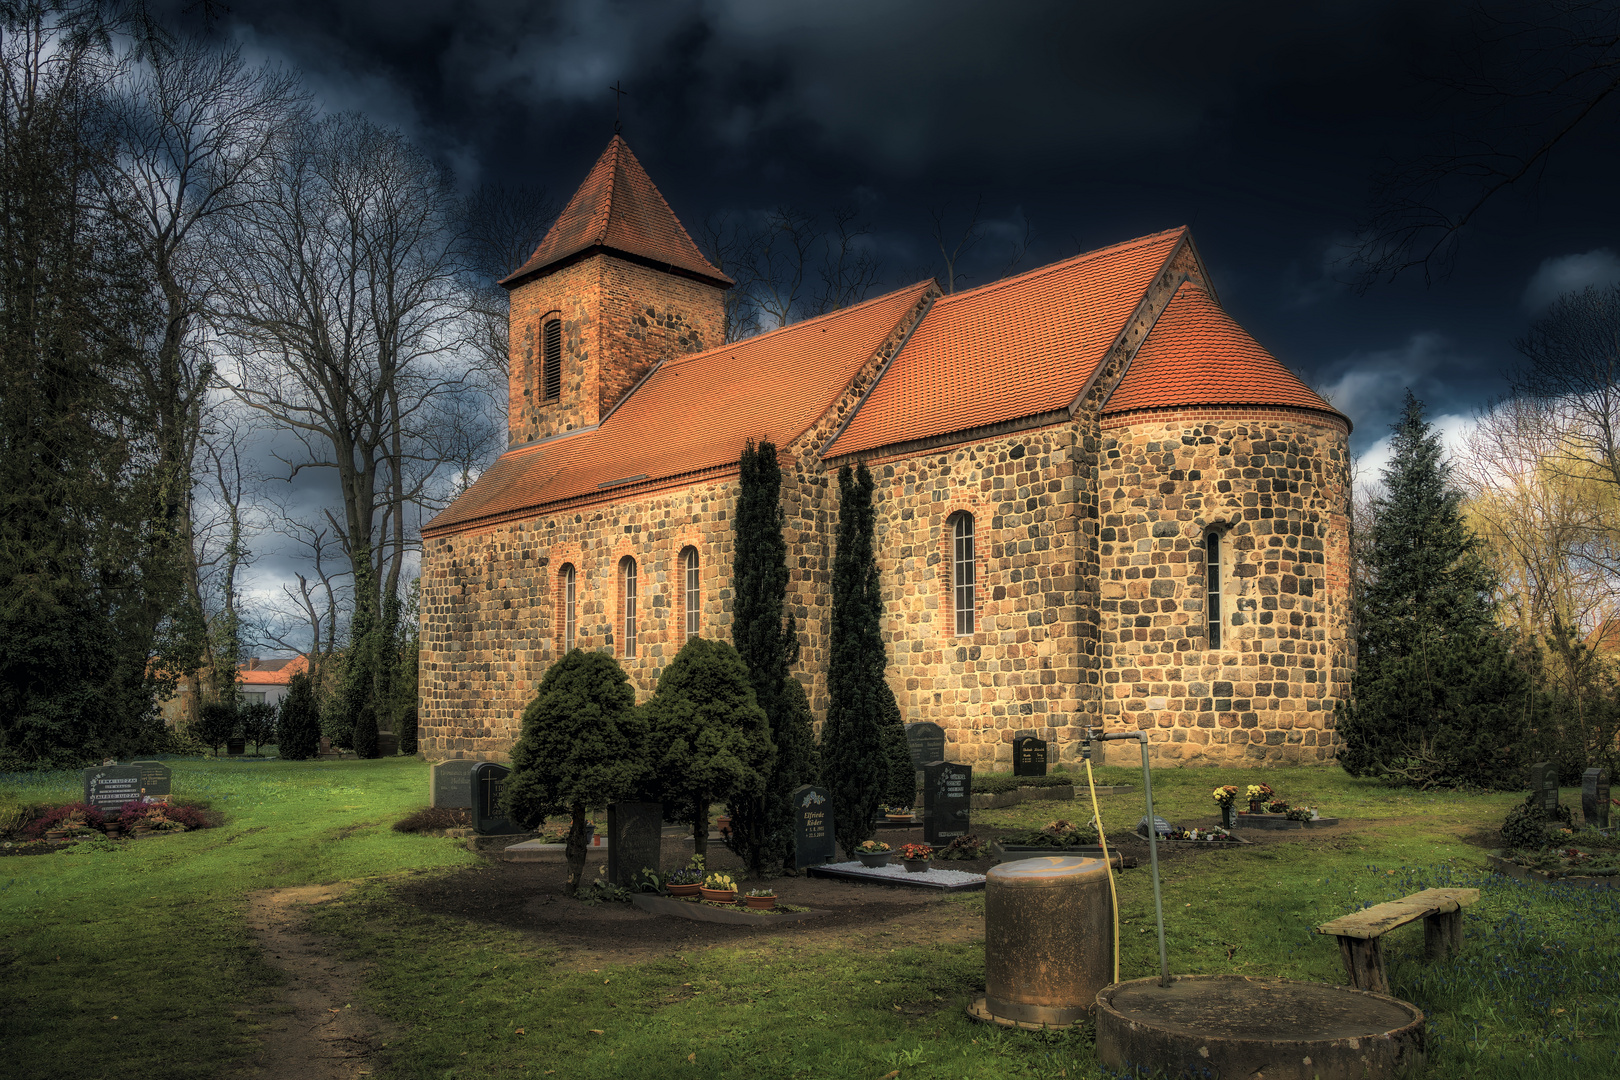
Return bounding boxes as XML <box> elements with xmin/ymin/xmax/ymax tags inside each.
<box><xmin>655</xmin><ymin>279</ymin><xmax>936</xmax><ymax>372</ymax></box>
<box><xmin>932</xmin><ymin>226</ymin><xmax>1187</xmax><ymax>307</ymax></box>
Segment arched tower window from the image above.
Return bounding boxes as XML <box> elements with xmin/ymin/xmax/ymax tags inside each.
<box><xmin>951</xmin><ymin>512</ymin><xmax>975</xmax><ymax>636</ymax></box>
<box><xmin>541</xmin><ymin>318</ymin><xmax>562</xmax><ymax>402</ymax></box>
<box><xmin>1206</xmin><ymin>531</ymin><xmax>1222</xmax><ymax>649</ymax></box>
<box><xmin>559</xmin><ymin>563</ymin><xmax>576</xmax><ymax>652</ymax></box>
<box><xmin>620</xmin><ymin>556</ymin><xmax>638</xmax><ymax>657</ymax></box>
<box><xmin>682</xmin><ymin>546</ymin><xmax>700</xmax><ymax>639</ymax></box>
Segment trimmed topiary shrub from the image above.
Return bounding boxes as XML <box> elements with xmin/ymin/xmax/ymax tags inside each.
<box><xmin>351</xmin><ymin>703</ymin><xmax>378</xmax><ymax>759</ymax></box>
<box><xmin>399</xmin><ymin>705</ymin><xmax>419</xmax><ymax>756</ymax></box>
<box><xmin>276</xmin><ymin>672</ymin><xmax>321</xmax><ymax>761</ymax></box>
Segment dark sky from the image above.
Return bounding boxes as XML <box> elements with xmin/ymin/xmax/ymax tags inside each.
<box><xmin>154</xmin><ymin>1</ymin><xmax>1620</xmax><ymax>629</ymax></box>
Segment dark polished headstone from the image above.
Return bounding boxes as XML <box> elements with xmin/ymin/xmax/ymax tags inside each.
<box><xmin>82</xmin><ymin>766</ymin><xmax>144</xmax><ymax>814</ymax></box>
<box><xmin>1529</xmin><ymin>761</ymin><xmax>1559</xmax><ymax>813</ymax></box>
<box><xmin>904</xmin><ymin>722</ymin><xmax>946</xmax><ymax>773</ymax></box>
<box><xmin>793</xmin><ymin>784</ymin><xmax>835</xmax><ymax>869</ymax></box>
<box><xmin>1013</xmin><ymin>736</ymin><xmax>1049</xmax><ymax>777</ymax></box>
<box><xmin>431</xmin><ymin>759</ymin><xmax>484</xmax><ymax>809</ymax></box>
<box><xmin>1583</xmin><ymin>767</ymin><xmax>1611</xmax><ymax>830</ymax></box>
<box><xmin>471</xmin><ymin>762</ymin><xmax>516</xmax><ymax>835</ymax></box>
<box><xmin>607</xmin><ymin>802</ymin><xmax>663</xmax><ymax>886</ymax></box>
<box><xmin>130</xmin><ymin>760</ymin><xmax>172</xmax><ymax>798</ymax></box>
<box><xmin>922</xmin><ymin>761</ymin><xmax>972</xmax><ymax>846</ymax></box>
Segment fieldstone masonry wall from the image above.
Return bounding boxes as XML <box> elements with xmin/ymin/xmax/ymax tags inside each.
<box><xmin>1096</xmin><ymin>406</ymin><xmax>1352</xmax><ymax>763</ymax></box>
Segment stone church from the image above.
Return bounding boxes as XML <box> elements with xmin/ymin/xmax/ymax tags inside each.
<box><xmin>419</xmin><ymin>136</ymin><xmax>1353</xmax><ymax>768</ymax></box>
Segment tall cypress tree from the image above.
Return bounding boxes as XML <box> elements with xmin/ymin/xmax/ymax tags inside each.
<box><xmin>1337</xmin><ymin>391</ymin><xmax>1528</xmax><ymax>787</ymax></box>
<box><xmin>821</xmin><ymin>464</ymin><xmax>894</xmax><ymax>855</ymax></box>
<box><xmin>727</xmin><ymin>441</ymin><xmax>818</xmax><ymax>874</ymax></box>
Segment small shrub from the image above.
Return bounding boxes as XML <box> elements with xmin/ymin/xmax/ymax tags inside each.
<box><xmin>119</xmin><ymin>801</ymin><xmax>209</xmax><ymax>831</ymax></box>
<box><xmin>0</xmin><ymin>796</ymin><xmax>31</xmax><ymax>839</ymax></box>
<box><xmin>1501</xmin><ymin>795</ymin><xmax>1573</xmax><ymax>851</ymax></box>
<box><xmin>393</xmin><ymin>806</ymin><xmax>473</xmax><ymax>833</ymax></box>
<box><xmin>935</xmin><ymin>834</ymin><xmax>988</xmax><ymax>860</ymax></box>
<box><xmin>23</xmin><ymin>803</ymin><xmax>108</xmax><ymax>838</ymax></box>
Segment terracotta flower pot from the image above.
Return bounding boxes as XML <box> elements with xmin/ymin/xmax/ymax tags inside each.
<box><xmin>699</xmin><ymin>887</ymin><xmax>737</xmax><ymax>904</ymax></box>
<box><xmin>903</xmin><ymin>859</ymin><xmax>931</xmax><ymax>873</ymax></box>
<box><xmin>668</xmin><ymin>882</ymin><xmax>701</xmax><ymax>897</ymax></box>
<box><xmin>856</xmin><ymin>851</ymin><xmax>891</xmax><ymax>868</ymax></box>
<box><xmin>744</xmin><ymin>895</ymin><xmax>776</xmax><ymax>911</ymax></box>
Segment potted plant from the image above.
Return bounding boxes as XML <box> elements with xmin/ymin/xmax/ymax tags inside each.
<box><xmin>884</xmin><ymin>805</ymin><xmax>914</xmax><ymax>823</ymax></box>
<box><xmin>1244</xmin><ymin>784</ymin><xmax>1273</xmax><ymax>814</ymax></box>
<box><xmin>855</xmin><ymin>839</ymin><xmax>892</xmax><ymax>868</ymax></box>
<box><xmin>899</xmin><ymin>842</ymin><xmax>934</xmax><ymax>872</ymax></box>
<box><xmin>1212</xmin><ymin>785</ymin><xmax>1239</xmax><ymax>828</ymax></box>
<box><xmin>744</xmin><ymin>886</ymin><xmax>777</xmax><ymax>911</ymax></box>
<box><xmin>668</xmin><ymin>854</ymin><xmax>705</xmax><ymax>897</ymax></box>
<box><xmin>700</xmin><ymin>871</ymin><xmax>737</xmax><ymax>904</ymax></box>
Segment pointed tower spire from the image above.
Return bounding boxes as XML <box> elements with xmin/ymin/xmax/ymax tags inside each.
<box><xmin>502</xmin><ymin>136</ymin><xmax>731</xmax><ymax>290</ymax></box>
<box><xmin>501</xmin><ymin>137</ymin><xmax>731</xmax><ymax>447</ymax></box>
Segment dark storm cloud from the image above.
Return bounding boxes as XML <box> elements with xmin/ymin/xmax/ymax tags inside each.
<box><xmin>159</xmin><ymin>1</ymin><xmax>1620</xmax><ymax>451</ymax></box>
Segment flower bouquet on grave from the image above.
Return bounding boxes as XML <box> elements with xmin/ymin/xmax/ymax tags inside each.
<box><xmin>855</xmin><ymin>839</ymin><xmax>892</xmax><ymax>867</ymax></box>
<box><xmin>1284</xmin><ymin>805</ymin><xmax>1317</xmax><ymax>822</ymax></box>
<box><xmin>1212</xmin><ymin>785</ymin><xmax>1240</xmax><ymax>827</ymax></box>
<box><xmin>884</xmin><ymin>805</ymin><xmax>915</xmax><ymax>822</ymax></box>
<box><xmin>935</xmin><ymin>834</ymin><xmax>987</xmax><ymax>860</ymax></box>
<box><xmin>899</xmin><ymin>842</ymin><xmax>935</xmax><ymax>872</ymax></box>
<box><xmin>1264</xmin><ymin>799</ymin><xmax>1290</xmax><ymax>815</ymax></box>
<box><xmin>700</xmin><ymin>871</ymin><xmax>738</xmax><ymax>904</ymax></box>
<box><xmin>744</xmin><ymin>886</ymin><xmax>777</xmax><ymax>911</ymax></box>
<box><xmin>1244</xmin><ymin>784</ymin><xmax>1274</xmax><ymax>814</ymax></box>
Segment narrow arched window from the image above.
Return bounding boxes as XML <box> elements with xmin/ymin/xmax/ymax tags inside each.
<box><xmin>1206</xmin><ymin>532</ymin><xmax>1222</xmax><ymax>649</ymax></box>
<box><xmin>560</xmin><ymin>563</ymin><xmax>576</xmax><ymax>652</ymax></box>
<box><xmin>682</xmin><ymin>547</ymin><xmax>700</xmax><ymax>639</ymax></box>
<box><xmin>621</xmin><ymin>556</ymin><xmax>638</xmax><ymax>657</ymax></box>
<box><xmin>952</xmin><ymin>512</ymin><xmax>975</xmax><ymax>636</ymax></box>
<box><xmin>542</xmin><ymin>318</ymin><xmax>562</xmax><ymax>401</ymax></box>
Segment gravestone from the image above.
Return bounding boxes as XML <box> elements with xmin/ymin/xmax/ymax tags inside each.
<box><xmin>1136</xmin><ymin>815</ymin><xmax>1172</xmax><ymax>837</ymax></box>
<box><xmin>1583</xmin><ymin>767</ymin><xmax>1611</xmax><ymax>830</ymax></box>
<box><xmin>226</xmin><ymin>737</ymin><xmax>246</xmax><ymax>756</ymax></box>
<box><xmin>905</xmin><ymin>722</ymin><xmax>947</xmax><ymax>772</ymax></box>
<box><xmin>471</xmin><ymin>762</ymin><xmax>517</xmax><ymax>835</ymax></box>
<box><xmin>922</xmin><ymin>761</ymin><xmax>972</xmax><ymax>846</ymax></box>
<box><xmin>376</xmin><ymin>732</ymin><xmax>399</xmax><ymax>758</ymax></box>
<box><xmin>607</xmin><ymin>802</ymin><xmax>663</xmax><ymax>886</ymax></box>
<box><xmin>1529</xmin><ymin>761</ymin><xmax>1560</xmax><ymax>813</ymax></box>
<box><xmin>793</xmin><ymin>784</ymin><xmax>836</xmax><ymax>869</ymax></box>
<box><xmin>430</xmin><ymin>759</ymin><xmax>485</xmax><ymax>809</ymax></box>
<box><xmin>130</xmin><ymin>761</ymin><xmax>172</xmax><ymax>798</ymax></box>
<box><xmin>82</xmin><ymin>766</ymin><xmax>144</xmax><ymax>815</ymax></box>
<box><xmin>1013</xmin><ymin>736</ymin><xmax>1049</xmax><ymax>778</ymax></box>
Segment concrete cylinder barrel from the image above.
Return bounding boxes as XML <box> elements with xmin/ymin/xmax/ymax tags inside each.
<box><xmin>983</xmin><ymin>856</ymin><xmax>1114</xmax><ymax>1027</ymax></box>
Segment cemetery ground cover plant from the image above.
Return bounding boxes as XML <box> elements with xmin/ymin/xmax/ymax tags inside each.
<box><xmin>5</xmin><ymin>757</ymin><xmax>1619</xmax><ymax>1079</ymax></box>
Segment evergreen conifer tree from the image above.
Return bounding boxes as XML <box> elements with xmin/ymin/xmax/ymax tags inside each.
<box><xmin>398</xmin><ymin>705</ymin><xmax>419</xmax><ymax>757</ymax></box>
<box><xmin>645</xmin><ymin>637</ymin><xmax>775</xmax><ymax>866</ymax></box>
<box><xmin>501</xmin><ymin>650</ymin><xmax>647</xmax><ymax>895</ymax></box>
<box><xmin>880</xmin><ymin>690</ymin><xmax>914</xmax><ymax>807</ymax></box>
<box><xmin>1337</xmin><ymin>391</ymin><xmax>1529</xmax><ymax>787</ymax></box>
<box><xmin>277</xmin><ymin>671</ymin><xmax>321</xmax><ymax>760</ymax></box>
<box><xmin>351</xmin><ymin>702</ymin><xmax>378</xmax><ymax>759</ymax></box>
<box><xmin>727</xmin><ymin>441</ymin><xmax>818</xmax><ymax>873</ymax></box>
<box><xmin>820</xmin><ymin>464</ymin><xmax>894</xmax><ymax>855</ymax></box>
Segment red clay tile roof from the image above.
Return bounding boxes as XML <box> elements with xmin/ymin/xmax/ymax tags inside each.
<box><xmin>426</xmin><ymin>282</ymin><xmax>934</xmax><ymax>535</ymax></box>
<box><xmin>824</xmin><ymin>229</ymin><xmax>1187</xmax><ymax>458</ymax></box>
<box><xmin>500</xmin><ymin>136</ymin><xmax>731</xmax><ymax>288</ymax></box>
<box><xmin>239</xmin><ymin>655</ymin><xmax>309</xmax><ymax>686</ymax></box>
<box><xmin>1105</xmin><ymin>281</ymin><xmax>1345</xmax><ymax>425</ymax></box>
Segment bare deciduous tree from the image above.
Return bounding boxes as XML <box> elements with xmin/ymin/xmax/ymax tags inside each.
<box><xmin>460</xmin><ymin>182</ymin><xmax>557</xmax><ymax>383</ymax></box>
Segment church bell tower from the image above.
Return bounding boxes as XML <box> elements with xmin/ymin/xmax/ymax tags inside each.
<box><xmin>499</xmin><ymin>137</ymin><xmax>732</xmax><ymax>447</ymax></box>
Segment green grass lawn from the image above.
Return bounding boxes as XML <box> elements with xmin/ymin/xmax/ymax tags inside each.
<box><xmin>4</xmin><ymin>758</ymin><xmax>1618</xmax><ymax>1079</ymax></box>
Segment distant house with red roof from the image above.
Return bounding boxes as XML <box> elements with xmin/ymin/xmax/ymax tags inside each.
<box><xmin>159</xmin><ymin>655</ymin><xmax>311</xmax><ymax>725</ymax></box>
<box><xmin>419</xmin><ymin>137</ymin><xmax>1353</xmax><ymax>769</ymax></box>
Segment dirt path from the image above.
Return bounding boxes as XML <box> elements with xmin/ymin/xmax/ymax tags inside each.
<box><xmin>234</xmin><ymin>884</ymin><xmax>391</xmax><ymax>1080</ymax></box>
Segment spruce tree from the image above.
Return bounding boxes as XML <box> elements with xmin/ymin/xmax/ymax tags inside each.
<box><xmin>1337</xmin><ymin>391</ymin><xmax>1528</xmax><ymax>787</ymax></box>
<box><xmin>727</xmin><ymin>441</ymin><xmax>818</xmax><ymax>874</ymax></box>
<box><xmin>820</xmin><ymin>464</ymin><xmax>893</xmax><ymax>855</ymax></box>
<box><xmin>277</xmin><ymin>671</ymin><xmax>321</xmax><ymax>760</ymax></box>
<box><xmin>502</xmin><ymin>650</ymin><xmax>647</xmax><ymax>895</ymax></box>
<box><xmin>644</xmin><ymin>637</ymin><xmax>775</xmax><ymax>865</ymax></box>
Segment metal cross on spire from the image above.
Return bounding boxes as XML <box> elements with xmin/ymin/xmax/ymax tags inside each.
<box><xmin>609</xmin><ymin>81</ymin><xmax>628</xmax><ymax>135</ymax></box>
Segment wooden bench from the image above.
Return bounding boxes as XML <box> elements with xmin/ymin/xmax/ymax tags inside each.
<box><xmin>1314</xmin><ymin>887</ymin><xmax>1479</xmax><ymax>994</ymax></box>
